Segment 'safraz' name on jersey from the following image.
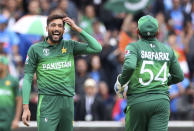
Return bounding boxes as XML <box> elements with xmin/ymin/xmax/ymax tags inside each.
<box><xmin>141</xmin><ymin>51</ymin><xmax>169</xmax><ymax>61</ymax></box>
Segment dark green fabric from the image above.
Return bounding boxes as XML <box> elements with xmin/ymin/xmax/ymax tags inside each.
<box><xmin>0</xmin><ymin>107</ymin><xmax>14</xmax><ymax>131</ymax></box>
<box><xmin>0</xmin><ymin>74</ymin><xmax>20</xmax><ymax>106</ymax></box>
<box><xmin>125</xmin><ymin>99</ymin><xmax>170</xmax><ymax>131</ymax></box>
<box><xmin>37</xmin><ymin>95</ymin><xmax>74</xmax><ymax>131</ymax></box>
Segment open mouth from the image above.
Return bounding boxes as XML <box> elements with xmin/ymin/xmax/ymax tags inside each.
<box><xmin>52</xmin><ymin>31</ymin><xmax>61</xmax><ymax>38</ymax></box>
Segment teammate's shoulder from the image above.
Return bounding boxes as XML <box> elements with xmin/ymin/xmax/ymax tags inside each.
<box><xmin>61</xmin><ymin>39</ymin><xmax>75</xmax><ymax>45</ymax></box>
<box><xmin>126</xmin><ymin>42</ymin><xmax>137</xmax><ymax>48</ymax></box>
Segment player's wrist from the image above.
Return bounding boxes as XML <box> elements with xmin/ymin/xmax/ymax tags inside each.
<box><xmin>23</xmin><ymin>104</ymin><xmax>29</xmax><ymax>110</ymax></box>
<box><xmin>74</xmin><ymin>26</ymin><xmax>82</xmax><ymax>33</ymax></box>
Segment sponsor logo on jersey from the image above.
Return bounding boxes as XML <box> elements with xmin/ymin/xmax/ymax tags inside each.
<box><xmin>42</xmin><ymin>61</ymin><xmax>72</xmax><ymax>70</ymax></box>
<box><xmin>43</xmin><ymin>48</ymin><xmax>50</xmax><ymax>56</ymax></box>
<box><xmin>62</xmin><ymin>47</ymin><xmax>67</xmax><ymax>54</ymax></box>
<box><xmin>5</xmin><ymin>80</ymin><xmax>11</xmax><ymax>86</ymax></box>
<box><xmin>141</xmin><ymin>51</ymin><xmax>169</xmax><ymax>61</ymax></box>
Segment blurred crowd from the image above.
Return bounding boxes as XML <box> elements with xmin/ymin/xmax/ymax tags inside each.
<box><xmin>0</xmin><ymin>0</ymin><xmax>194</xmax><ymax>122</ymax></box>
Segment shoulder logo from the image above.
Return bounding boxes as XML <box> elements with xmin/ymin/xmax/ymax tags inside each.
<box><xmin>125</xmin><ymin>50</ymin><xmax>130</xmax><ymax>56</ymax></box>
<box><xmin>43</xmin><ymin>48</ymin><xmax>50</xmax><ymax>56</ymax></box>
<box><xmin>62</xmin><ymin>47</ymin><xmax>67</xmax><ymax>54</ymax></box>
<box><xmin>25</xmin><ymin>55</ymin><xmax>29</xmax><ymax>64</ymax></box>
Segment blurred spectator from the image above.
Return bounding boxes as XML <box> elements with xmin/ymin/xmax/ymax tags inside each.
<box><xmin>151</xmin><ymin>0</ymin><xmax>165</xmax><ymax>15</ymax></box>
<box><xmin>2</xmin><ymin>0</ymin><xmax>24</xmax><ymax>28</ymax></box>
<box><xmin>112</xmin><ymin>93</ymin><xmax>127</xmax><ymax>123</ymax></box>
<box><xmin>191</xmin><ymin>1</ymin><xmax>194</xmax><ymax>29</ymax></box>
<box><xmin>167</xmin><ymin>32</ymin><xmax>190</xmax><ymax>77</ymax></box>
<box><xmin>40</xmin><ymin>0</ymin><xmax>50</xmax><ymax>16</ymax></box>
<box><xmin>0</xmin><ymin>55</ymin><xmax>22</xmax><ymax>130</ymax></box>
<box><xmin>99</xmin><ymin>31</ymin><xmax>119</xmax><ymax>94</ymax></box>
<box><xmin>92</xmin><ymin>19</ymin><xmax>105</xmax><ymax>45</ymax></box>
<box><xmin>98</xmin><ymin>81</ymin><xmax>115</xmax><ymax>120</ymax></box>
<box><xmin>118</xmin><ymin>14</ymin><xmax>138</xmax><ymax>53</ymax></box>
<box><xmin>169</xmin><ymin>78</ymin><xmax>190</xmax><ymax>120</ymax></box>
<box><xmin>166</xmin><ymin>0</ymin><xmax>186</xmax><ymax>34</ymax></box>
<box><xmin>89</xmin><ymin>55</ymin><xmax>108</xmax><ymax>84</ymax></box>
<box><xmin>156</xmin><ymin>12</ymin><xmax>168</xmax><ymax>43</ymax></box>
<box><xmin>57</xmin><ymin>0</ymin><xmax>78</xmax><ymax>23</ymax></box>
<box><xmin>27</xmin><ymin>0</ymin><xmax>40</xmax><ymax>15</ymax></box>
<box><xmin>176</xmin><ymin>85</ymin><xmax>194</xmax><ymax>120</ymax></box>
<box><xmin>185</xmin><ymin>31</ymin><xmax>194</xmax><ymax>81</ymax></box>
<box><xmin>79</xmin><ymin>5</ymin><xmax>106</xmax><ymax>35</ymax></box>
<box><xmin>75</xmin><ymin>57</ymin><xmax>90</xmax><ymax>96</ymax></box>
<box><xmin>75</xmin><ymin>78</ymin><xmax>105</xmax><ymax>121</ymax></box>
<box><xmin>17</xmin><ymin>33</ymin><xmax>33</xmax><ymax>65</ymax></box>
<box><xmin>182</xmin><ymin>0</ymin><xmax>192</xmax><ymax>14</ymax></box>
<box><xmin>0</xmin><ymin>14</ymin><xmax>21</xmax><ymax>71</ymax></box>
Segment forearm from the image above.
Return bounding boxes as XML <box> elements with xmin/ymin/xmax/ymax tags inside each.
<box><xmin>22</xmin><ymin>74</ymin><xmax>33</xmax><ymax>104</ymax></box>
<box><xmin>14</xmin><ymin>96</ymin><xmax>22</xmax><ymax>121</ymax></box>
<box><xmin>80</xmin><ymin>30</ymin><xmax>102</xmax><ymax>53</ymax></box>
<box><xmin>119</xmin><ymin>59</ymin><xmax>136</xmax><ymax>86</ymax></box>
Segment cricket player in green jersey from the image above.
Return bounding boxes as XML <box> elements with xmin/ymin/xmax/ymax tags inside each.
<box><xmin>0</xmin><ymin>56</ymin><xmax>22</xmax><ymax>131</ymax></box>
<box><xmin>22</xmin><ymin>13</ymin><xmax>102</xmax><ymax>131</ymax></box>
<box><xmin>114</xmin><ymin>15</ymin><xmax>184</xmax><ymax>131</ymax></box>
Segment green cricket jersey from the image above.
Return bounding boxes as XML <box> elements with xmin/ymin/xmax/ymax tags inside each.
<box><xmin>0</xmin><ymin>74</ymin><xmax>21</xmax><ymax>107</ymax></box>
<box><xmin>22</xmin><ymin>30</ymin><xmax>102</xmax><ymax>104</ymax></box>
<box><xmin>119</xmin><ymin>38</ymin><xmax>184</xmax><ymax>105</ymax></box>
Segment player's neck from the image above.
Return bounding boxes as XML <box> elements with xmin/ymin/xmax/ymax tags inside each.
<box><xmin>47</xmin><ymin>39</ymin><xmax>58</xmax><ymax>45</ymax></box>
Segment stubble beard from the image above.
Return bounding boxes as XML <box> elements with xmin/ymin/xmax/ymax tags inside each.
<box><xmin>48</xmin><ymin>32</ymin><xmax>63</xmax><ymax>44</ymax></box>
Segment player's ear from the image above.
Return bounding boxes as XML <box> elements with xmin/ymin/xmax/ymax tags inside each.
<box><xmin>156</xmin><ymin>31</ymin><xmax>159</xmax><ymax>38</ymax></box>
<box><xmin>137</xmin><ymin>29</ymin><xmax>139</xmax><ymax>35</ymax></box>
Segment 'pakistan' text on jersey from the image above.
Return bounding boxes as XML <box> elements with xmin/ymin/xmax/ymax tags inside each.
<box><xmin>122</xmin><ymin>38</ymin><xmax>183</xmax><ymax>105</ymax></box>
<box><xmin>25</xmin><ymin>39</ymin><xmax>92</xmax><ymax>96</ymax></box>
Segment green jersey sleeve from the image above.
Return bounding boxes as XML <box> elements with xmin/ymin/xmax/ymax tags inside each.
<box><xmin>119</xmin><ymin>43</ymin><xmax>137</xmax><ymax>86</ymax></box>
<box><xmin>22</xmin><ymin>46</ymin><xmax>38</xmax><ymax>104</ymax></box>
<box><xmin>167</xmin><ymin>49</ymin><xmax>184</xmax><ymax>85</ymax></box>
<box><xmin>14</xmin><ymin>78</ymin><xmax>21</xmax><ymax>97</ymax></box>
<box><xmin>73</xmin><ymin>30</ymin><xmax>102</xmax><ymax>55</ymax></box>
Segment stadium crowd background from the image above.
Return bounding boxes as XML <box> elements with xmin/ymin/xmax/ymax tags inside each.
<box><xmin>0</xmin><ymin>0</ymin><xmax>194</xmax><ymax>122</ymax></box>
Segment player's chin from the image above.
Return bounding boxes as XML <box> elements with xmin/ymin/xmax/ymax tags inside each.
<box><xmin>52</xmin><ymin>36</ymin><xmax>62</xmax><ymax>43</ymax></box>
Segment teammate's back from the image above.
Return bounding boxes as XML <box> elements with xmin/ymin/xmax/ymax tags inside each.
<box><xmin>126</xmin><ymin>37</ymin><xmax>183</xmax><ymax>94</ymax></box>
<box><xmin>114</xmin><ymin>15</ymin><xmax>184</xmax><ymax>131</ymax></box>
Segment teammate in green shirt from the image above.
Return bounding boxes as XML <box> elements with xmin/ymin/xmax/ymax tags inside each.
<box><xmin>0</xmin><ymin>56</ymin><xmax>22</xmax><ymax>131</ymax></box>
<box><xmin>114</xmin><ymin>15</ymin><xmax>184</xmax><ymax>131</ymax></box>
<box><xmin>22</xmin><ymin>13</ymin><xmax>102</xmax><ymax>131</ymax></box>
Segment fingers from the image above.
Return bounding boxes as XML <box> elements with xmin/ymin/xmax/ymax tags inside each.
<box><xmin>23</xmin><ymin>117</ymin><xmax>29</xmax><ymax>127</ymax></box>
<box><xmin>22</xmin><ymin>113</ymin><xmax>30</xmax><ymax>127</ymax></box>
<box><xmin>63</xmin><ymin>17</ymin><xmax>73</xmax><ymax>26</ymax></box>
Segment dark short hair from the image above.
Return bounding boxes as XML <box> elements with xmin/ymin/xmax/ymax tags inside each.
<box><xmin>47</xmin><ymin>13</ymin><xmax>66</xmax><ymax>25</ymax></box>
